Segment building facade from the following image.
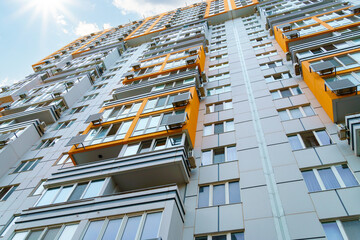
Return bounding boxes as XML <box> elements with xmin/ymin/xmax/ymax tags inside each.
<box><xmin>0</xmin><ymin>0</ymin><xmax>359</xmax><ymax>239</ymax></box>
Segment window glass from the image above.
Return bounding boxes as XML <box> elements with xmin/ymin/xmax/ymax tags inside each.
<box><xmin>342</xmin><ymin>220</ymin><xmax>360</xmax><ymax>239</ymax></box>
<box><xmin>121</xmin><ymin>216</ymin><xmax>141</xmax><ymax>240</ymax></box>
<box><xmin>83</xmin><ymin>220</ymin><xmax>104</xmax><ymax>240</ymax></box>
<box><xmin>231</xmin><ymin>232</ymin><xmax>244</xmax><ymax>240</ymax></box>
<box><xmin>138</xmin><ymin>141</ymin><xmax>152</xmax><ymax>153</ymax></box>
<box><xmin>27</xmin><ymin>230</ymin><xmax>42</xmax><ymax>240</ymax></box>
<box><xmin>318</xmin><ymin>168</ymin><xmax>340</xmax><ymax>190</ymax></box>
<box><xmin>58</xmin><ymin>224</ymin><xmax>78</xmax><ymax>240</ymax></box>
<box><xmin>83</xmin><ymin>179</ymin><xmax>105</xmax><ymax>198</ymax></box>
<box><xmin>167</xmin><ymin>135</ymin><xmax>182</xmax><ymax>147</ymax></box>
<box><xmin>335</xmin><ymin>165</ymin><xmax>358</xmax><ymax>187</ymax></box>
<box><xmin>214</xmin><ymin>123</ymin><xmax>225</xmax><ymax>133</ymax></box>
<box><xmin>53</xmin><ymin>186</ymin><xmax>73</xmax><ymax>204</ymax></box>
<box><xmin>316</xmin><ymin>130</ymin><xmax>331</xmax><ymax>145</ymax></box>
<box><xmin>214</xmin><ymin>103</ymin><xmax>223</xmax><ymax>112</ymax></box>
<box><xmin>322</xmin><ymin>222</ymin><xmax>344</xmax><ymax>240</ymax></box>
<box><xmin>213</xmin><ymin>149</ymin><xmax>225</xmax><ymax>164</ymax></box>
<box><xmin>301</xmin><ymin>132</ymin><xmax>319</xmax><ymax>148</ymax></box>
<box><xmin>213</xmin><ymin>235</ymin><xmax>226</xmax><ymax>240</ymax></box>
<box><xmin>101</xmin><ymin>218</ymin><xmax>122</xmax><ymax>240</ymax></box>
<box><xmin>153</xmin><ymin>138</ymin><xmax>166</xmax><ymax>151</ymax></box>
<box><xmin>68</xmin><ymin>183</ymin><xmax>87</xmax><ymax>201</ymax></box>
<box><xmin>290</xmin><ymin>108</ymin><xmax>302</xmax><ymax>119</ymax></box>
<box><xmin>198</xmin><ymin>186</ymin><xmax>209</xmax><ymax>208</ymax></box>
<box><xmin>281</xmin><ymin>89</ymin><xmax>292</xmax><ymax>98</ymax></box>
<box><xmin>226</xmin><ymin>121</ymin><xmax>234</xmax><ymax>131</ymax></box>
<box><xmin>227</xmin><ymin>146</ymin><xmax>237</xmax><ymax>161</ymax></box>
<box><xmin>292</xmin><ymin>87</ymin><xmax>302</xmax><ymax>95</ymax></box>
<box><xmin>302</xmin><ymin>106</ymin><xmax>315</xmax><ymax>116</ymax></box>
<box><xmin>302</xmin><ymin>171</ymin><xmax>321</xmax><ymax>192</ymax></box>
<box><xmin>203</xmin><ymin>125</ymin><xmax>213</xmax><ymax>136</ymax></box>
<box><xmin>288</xmin><ymin>135</ymin><xmax>303</xmax><ymax>150</ymax></box>
<box><xmin>124</xmin><ymin>144</ymin><xmax>139</xmax><ymax>156</ymax></box>
<box><xmin>37</xmin><ymin>187</ymin><xmax>60</xmax><ymax>206</ymax></box>
<box><xmin>213</xmin><ymin>184</ymin><xmax>225</xmax><ymax>206</ymax></box>
<box><xmin>229</xmin><ymin>182</ymin><xmax>241</xmax><ymax>204</ymax></box>
<box><xmin>278</xmin><ymin>110</ymin><xmax>290</xmax><ymax>121</ymax></box>
<box><xmin>43</xmin><ymin>227</ymin><xmax>61</xmax><ymax>240</ymax></box>
<box><xmin>202</xmin><ymin>151</ymin><xmax>212</xmax><ymax>166</ymax></box>
<box><xmin>11</xmin><ymin>232</ymin><xmax>28</xmax><ymax>240</ymax></box>
<box><xmin>271</xmin><ymin>91</ymin><xmax>281</xmax><ymax>99</ymax></box>
<box><xmin>140</xmin><ymin>212</ymin><xmax>162</xmax><ymax>239</ymax></box>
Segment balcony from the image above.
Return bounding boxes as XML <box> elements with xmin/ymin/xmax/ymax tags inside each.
<box><xmin>112</xmin><ymin>69</ymin><xmax>205</xmax><ymax>100</ymax></box>
<box><xmin>0</xmin><ymin>120</ymin><xmax>44</xmax><ymax>177</ymax></box>
<box><xmin>10</xmin><ymin>185</ymin><xmax>184</xmax><ymax>240</ymax></box>
<box><xmin>0</xmin><ymin>74</ymin><xmax>93</xmax><ymax>124</ymax></box>
<box><xmin>49</xmin><ymin>146</ymin><xmax>191</xmax><ymax>191</ymax></box>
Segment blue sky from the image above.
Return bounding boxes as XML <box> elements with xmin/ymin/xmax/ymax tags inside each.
<box><xmin>0</xmin><ymin>0</ymin><xmax>199</xmax><ymax>86</ymax></box>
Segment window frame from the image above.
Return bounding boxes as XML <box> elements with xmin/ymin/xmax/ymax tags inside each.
<box><xmin>198</xmin><ymin>181</ymin><xmax>241</xmax><ymax>208</ymax></box>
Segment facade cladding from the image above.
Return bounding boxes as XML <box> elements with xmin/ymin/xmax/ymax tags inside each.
<box><xmin>1</xmin><ymin>0</ymin><xmax>360</xmax><ymax>239</ymax></box>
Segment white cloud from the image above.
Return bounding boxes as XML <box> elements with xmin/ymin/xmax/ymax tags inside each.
<box><xmin>56</xmin><ymin>15</ymin><xmax>67</xmax><ymax>26</ymax></box>
<box><xmin>112</xmin><ymin>0</ymin><xmax>199</xmax><ymax>17</ymax></box>
<box><xmin>74</xmin><ymin>21</ymin><xmax>100</xmax><ymax>36</ymax></box>
<box><xmin>103</xmin><ymin>23</ymin><xmax>112</xmax><ymax>29</ymax></box>
<box><xmin>0</xmin><ymin>77</ymin><xmax>15</xmax><ymax>87</ymax></box>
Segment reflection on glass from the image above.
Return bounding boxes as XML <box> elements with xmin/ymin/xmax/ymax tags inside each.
<box><xmin>83</xmin><ymin>220</ymin><xmax>104</xmax><ymax>240</ymax></box>
<box><xmin>140</xmin><ymin>212</ymin><xmax>162</xmax><ymax>239</ymax></box>
<box><xmin>102</xmin><ymin>218</ymin><xmax>122</xmax><ymax>240</ymax></box>
<box><xmin>121</xmin><ymin>216</ymin><xmax>141</xmax><ymax>240</ymax></box>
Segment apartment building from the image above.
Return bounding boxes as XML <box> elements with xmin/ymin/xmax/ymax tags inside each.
<box><xmin>0</xmin><ymin>0</ymin><xmax>359</xmax><ymax>239</ymax></box>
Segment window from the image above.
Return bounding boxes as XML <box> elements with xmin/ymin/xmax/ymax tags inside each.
<box><xmin>278</xmin><ymin>105</ymin><xmax>315</xmax><ymax>120</ymax></box>
<box><xmin>82</xmin><ymin>93</ymin><xmax>98</xmax><ymax>101</ymax></box>
<box><xmin>208</xmin><ymin>72</ymin><xmax>230</xmax><ymax>82</ymax></box>
<box><xmin>271</xmin><ymin>87</ymin><xmax>302</xmax><ymax>99</ymax></box>
<box><xmin>84</xmin><ymin>121</ymin><xmax>132</xmax><ymax>146</ymax></box>
<box><xmin>288</xmin><ymin>130</ymin><xmax>332</xmax><ymax>150</ymax></box>
<box><xmin>36</xmin><ymin>137</ymin><xmax>60</xmax><ymax>149</ymax></box>
<box><xmin>69</xmin><ymin>105</ymin><xmax>88</xmax><ymax>114</ymax></box>
<box><xmin>265</xmin><ymin>72</ymin><xmax>292</xmax><ymax>82</ymax></box>
<box><xmin>0</xmin><ymin>216</ymin><xmax>19</xmax><ymax>238</ymax></box>
<box><xmin>132</xmin><ymin>110</ymin><xmax>184</xmax><ymax>136</ymax></box>
<box><xmin>209</xmin><ymin>62</ymin><xmax>229</xmax><ymax>70</ymax></box>
<box><xmin>207</xmin><ymin>85</ymin><xmax>231</xmax><ymax>96</ymax></box>
<box><xmin>36</xmin><ymin>179</ymin><xmax>105</xmax><ymax>206</ymax></box>
<box><xmin>122</xmin><ymin>134</ymin><xmax>184</xmax><ymax>157</ymax></box>
<box><xmin>206</xmin><ymin>101</ymin><xmax>232</xmax><ymax>113</ymax></box>
<box><xmin>256</xmin><ymin>51</ymin><xmax>277</xmax><ymax>59</ymax></box>
<box><xmin>195</xmin><ymin>232</ymin><xmax>244</xmax><ymax>240</ymax></box>
<box><xmin>143</xmin><ymin>93</ymin><xmax>186</xmax><ymax>113</ymax></box>
<box><xmin>260</xmin><ymin>61</ymin><xmax>283</xmax><ymax>69</ymax></box>
<box><xmin>11</xmin><ymin>224</ymin><xmax>78</xmax><ymax>240</ymax></box>
<box><xmin>56</xmin><ymin>153</ymin><xmax>73</xmax><ymax>165</ymax></box>
<box><xmin>322</xmin><ymin>219</ymin><xmax>360</xmax><ymax>240</ymax></box>
<box><xmin>203</xmin><ymin>120</ymin><xmax>234</xmax><ymax>136</ymax></box>
<box><xmin>302</xmin><ymin>164</ymin><xmax>358</xmax><ymax>192</ymax></box>
<box><xmin>81</xmin><ymin>212</ymin><xmax>162</xmax><ymax>240</ymax></box>
<box><xmin>253</xmin><ymin>42</ymin><xmax>272</xmax><ymax>50</ymax></box>
<box><xmin>210</xmin><ymin>54</ymin><xmax>228</xmax><ymax>61</ymax></box>
<box><xmin>102</xmin><ymin>102</ymin><xmax>142</xmax><ymax>122</ymax></box>
<box><xmin>13</xmin><ymin>158</ymin><xmax>40</xmax><ymax>173</ymax></box>
<box><xmin>0</xmin><ymin>185</ymin><xmax>18</xmax><ymax>201</ymax></box>
<box><xmin>198</xmin><ymin>181</ymin><xmax>240</xmax><ymax>208</ymax></box>
<box><xmin>92</xmin><ymin>83</ymin><xmax>107</xmax><ymax>90</ymax></box>
<box><xmin>32</xmin><ymin>180</ymin><xmax>46</xmax><ymax>196</ymax></box>
<box><xmin>54</xmin><ymin>120</ymin><xmax>75</xmax><ymax>130</ymax></box>
<box><xmin>202</xmin><ymin>146</ymin><xmax>237</xmax><ymax>165</ymax></box>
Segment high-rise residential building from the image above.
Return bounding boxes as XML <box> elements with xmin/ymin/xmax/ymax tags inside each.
<box><xmin>0</xmin><ymin>0</ymin><xmax>360</xmax><ymax>239</ymax></box>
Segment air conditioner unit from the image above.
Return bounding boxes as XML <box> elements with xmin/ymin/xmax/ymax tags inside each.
<box><xmin>66</xmin><ymin>62</ymin><xmax>71</xmax><ymax>66</ymax></box>
<box><xmin>280</xmin><ymin>23</ymin><xmax>292</xmax><ymax>32</ymax></box>
<box><xmin>186</xmin><ymin>56</ymin><xmax>197</xmax><ymax>65</ymax></box>
<box><xmin>188</xmin><ymin>48</ymin><xmax>199</xmax><ymax>55</ymax></box>
<box><xmin>283</xmin><ymin>30</ymin><xmax>299</xmax><ymax>39</ymax></box>
<box><xmin>53</xmin><ymin>92</ymin><xmax>62</xmax><ymax>98</ymax></box>
<box><xmin>19</xmin><ymin>93</ymin><xmax>27</xmax><ymax>99</ymax></box>
<box><xmin>293</xmin><ymin>63</ymin><xmax>300</xmax><ymax>76</ymax></box>
<box><xmin>123</xmin><ymin>71</ymin><xmax>134</xmax><ymax>79</ymax></box>
<box><xmin>165</xmin><ymin>23</ymin><xmax>171</xmax><ymax>28</ymax></box>
<box><xmin>0</xmin><ymin>133</ymin><xmax>11</xmax><ymax>146</ymax></box>
<box><xmin>187</xmin><ymin>149</ymin><xmax>196</xmax><ymax>168</ymax></box>
<box><xmin>166</xmin><ymin>112</ymin><xmax>188</xmax><ymax>130</ymax></box>
<box><xmin>350</xmin><ymin>5</ymin><xmax>360</xmax><ymax>14</ymax></box>
<box><xmin>61</xmin><ymin>50</ymin><xmax>67</xmax><ymax>54</ymax></box>
<box><xmin>345</xmin><ymin>113</ymin><xmax>360</xmax><ymax>156</ymax></box>
<box><xmin>54</xmin><ymin>54</ymin><xmax>60</xmax><ymax>59</ymax></box>
<box><xmin>95</xmin><ymin>41</ymin><xmax>100</xmax><ymax>46</ymax></box>
<box><xmin>118</xmin><ymin>37</ymin><xmax>124</xmax><ymax>41</ymax></box>
<box><xmin>90</xmin><ymin>33</ymin><xmax>95</xmax><ymax>36</ymax></box>
<box><xmin>172</xmin><ymin>92</ymin><xmax>192</xmax><ymax>107</ymax></box>
<box><xmin>39</xmin><ymin>121</ymin><xmax>46</xmax><ymax>134</ymax></box>
<box><xmin>89</xmin><ymin>45</ymin><xmax>95</xmax><ymax>49</ymax></box>
<box><xmin>44</xmin><ymin>60</ymin><xmax>51</xmax><ymax>64</ymax></box>
<box><xmin>35</xmin><ymin>66</ymin><xmax>42</xmax><ymax>71</ymax></box>
<box><xmin>201</xmin><ymin>71</ymin><xmax>207</xmax><ymax>83</ymax></box>
<box><xmin>150</xmin><ymin>41</ymin><xmax>157</xmax><ymax>47</ymax></box>
<box><xmin>81</xmin><ymin>39</ymin><xmax>86</xmax><ymax>42</ymax></box>
<box><xmin>65</xmin><ymin>81</ymin><xmax>74</xmax><ymax>88</ymax></box>
<box><xmin>337</xmin><ymin>124</ymin><xmax>347</xmax><ymax>140</ymax></box>
<box><xmin>131</xmin><ymin>62</ymin><xmax>141</xmax><ymax>70</ymax></box>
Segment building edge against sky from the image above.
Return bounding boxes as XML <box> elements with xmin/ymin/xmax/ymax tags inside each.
<box><xmin>0</xmin><ymin>0</ymin><xmax>360</xmax><ymax>239</ymax></box>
